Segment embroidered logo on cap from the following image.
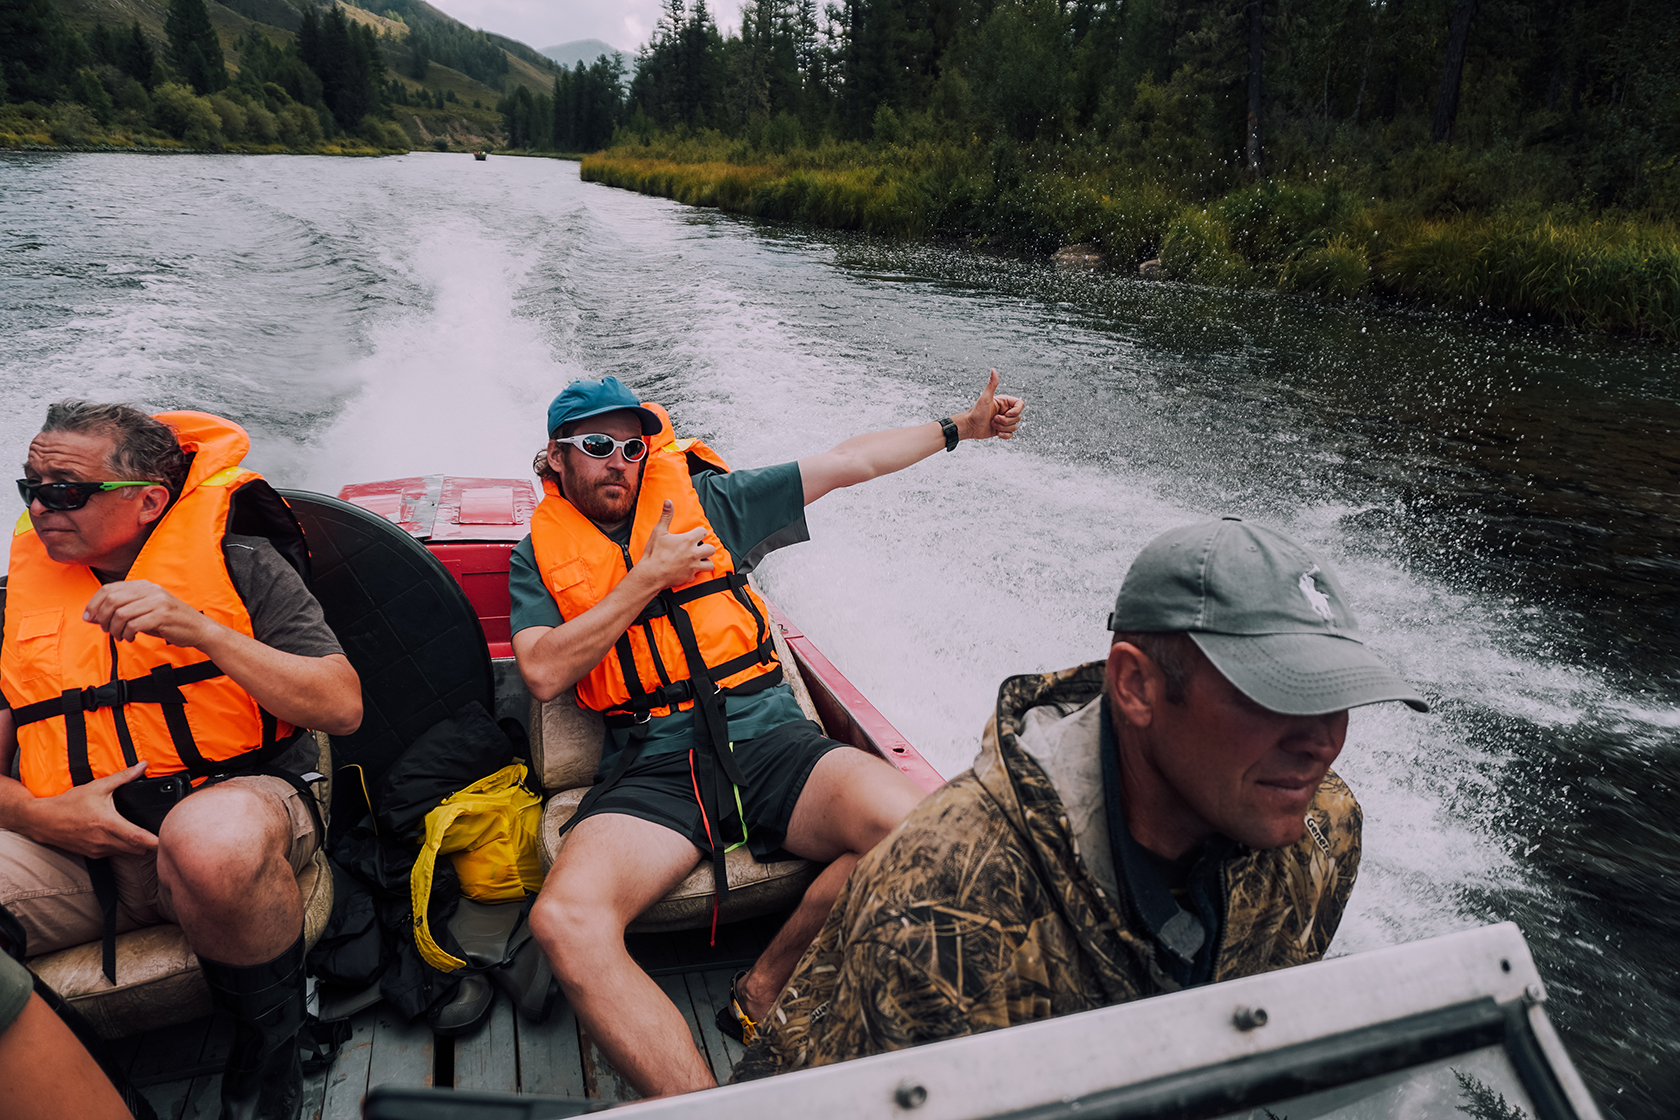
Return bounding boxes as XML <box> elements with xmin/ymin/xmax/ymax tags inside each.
<box><xmin>1298</xmin><ymin>566</ymin><xmax>1336</xmax><ymax>623</ymax></box>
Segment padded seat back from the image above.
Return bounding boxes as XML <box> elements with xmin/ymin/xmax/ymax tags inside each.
<box><xmin>277</xmin><ymin>490</ymin><xmax>495</xmax><ymax>800</ymax></box>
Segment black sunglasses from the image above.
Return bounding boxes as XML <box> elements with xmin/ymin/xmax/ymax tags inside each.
<box><xmin>17</xmin><ymin>478</ymin><xmax>158</xmax><ymax>512</ymax></box>
<box><xmin>553</xmin><ymin>434</ymin><xmax>649</xmax><ymax>462</ymax></box>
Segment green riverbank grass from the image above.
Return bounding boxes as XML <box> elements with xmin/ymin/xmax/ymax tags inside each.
<box><xmin>583</xmin><ymin>140</ymin><xmax>1680</xmax><ymax>341</ymax></box>
<box><xmin>0</xmin><ymin>97</ymin><xmax>410</xmax><ymax>157</ymax></box>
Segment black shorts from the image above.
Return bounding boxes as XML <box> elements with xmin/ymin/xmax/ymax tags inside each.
<box><xmin>575</xmin><ymin>720</ymin><xmax>846</xmax><ymax>861</ymax></box>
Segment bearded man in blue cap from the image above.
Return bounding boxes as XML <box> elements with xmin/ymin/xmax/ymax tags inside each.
<box><xmin>509</xmin><ymin>373</ymin><xmax>1024</xmax><ymax>1097</ymax></box>
<box><xmin>734</xmin><ymin>517</ymin><xmax>1429</xmax><ymax>1078</ymax></box>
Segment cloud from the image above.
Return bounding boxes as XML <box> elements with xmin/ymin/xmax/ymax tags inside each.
<box><xmin>426</xmin><ymin>0</ymin><xmax>744</xmax><ymax>53</ymax></box>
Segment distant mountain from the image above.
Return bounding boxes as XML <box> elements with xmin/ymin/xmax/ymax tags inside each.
<box><xmin>540</xmin><ymin>38</ymin><xmax>633</xmax><ymax>73</ymax></box>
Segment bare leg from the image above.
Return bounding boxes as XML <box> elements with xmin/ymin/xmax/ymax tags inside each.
<box><xmin>156</xmin><ymin>782</ymin><xmax>301</xmax><ymax>964</ymax></box>
<box><xmin>529</xmin><ymin>813</ymin><xmax>711</xmax><ymax>1098</ymax></box>
<box><xmin>0</xmin><ymin>994</ymin><xmax>131</xmax><ymax>1120</ymax></box>
<box><xmin>735</xmin><ymin>747</ymin><xmax>926</xmax><ymax>1019</ymax></box>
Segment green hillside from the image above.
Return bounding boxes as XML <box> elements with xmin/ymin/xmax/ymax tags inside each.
<box><xmin>1</xmin><ymin>0</ymin><xmax>567</xmax><ymax>153</ymax></box>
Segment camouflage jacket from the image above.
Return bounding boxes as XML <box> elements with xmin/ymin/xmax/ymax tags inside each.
<box><xmin>734</xmin><ymin>662</ymin><xmax>1362</xmax><ymax>1080</ymax></box>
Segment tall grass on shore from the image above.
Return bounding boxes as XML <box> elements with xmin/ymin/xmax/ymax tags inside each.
<box><xmin>583</xmin><ymin>139</ymin><xmax>1680</xmax><ymax>341</ymax></box>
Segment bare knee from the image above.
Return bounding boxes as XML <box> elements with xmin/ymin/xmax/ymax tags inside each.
<box><xmin>529</xmin><ymin>887</ymin><xmax>626</xmax><ymax>989</ymax></box>
<box><xmin>156</xmin><ymin>787</ymin><xmax>285</xmax><ymax>903</ymax></box>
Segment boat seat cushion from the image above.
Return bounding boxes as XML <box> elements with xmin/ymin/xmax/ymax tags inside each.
<box><xmin>28</xmin><ymin>847</ymin><xmax>334</xmax><ymax>1039</ymax></box>
<box><xmin>25</xmin><ymin>732</ymin><xmax>336</xmax><ymax>1040</ymax></box>
<box><xmin>538</xmin><ymin>790</ymin><xmax>820</xmax><ymax>933</ymax></box>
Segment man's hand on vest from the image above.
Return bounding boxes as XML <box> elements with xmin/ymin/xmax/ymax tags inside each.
<box><xmin>18</xmin><ymin>760</ymin><xmax>159</xmax><ymax>857</ymax></box>
<box><xmin>83</xmin><ymin>580</ymin><xmax>216</xmax><ymax>648</ymax></box>
<box><xmin>640</xmin><ymin>500</ymin><xmax>716</xmax><ymax>590</ymax></box>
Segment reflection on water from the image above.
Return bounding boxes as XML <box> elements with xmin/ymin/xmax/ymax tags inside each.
<box><xmin>1</xmin><ymin>151</ymin><xmax>1675</xmax><ymax>1116</ymax></box>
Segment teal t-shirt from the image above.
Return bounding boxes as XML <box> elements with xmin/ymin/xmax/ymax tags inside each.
<box><xmin>0</xmin><ymin>951</ymin><xmax>31</xmax><ymax>1034</ymax></box>
<box><xmin>509</xmin><ymin>462</ymin><xmax>811</xmax><ymax>762</ymax></box>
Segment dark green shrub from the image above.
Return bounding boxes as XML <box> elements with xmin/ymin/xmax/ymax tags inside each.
<box><xmin>1281</xmin><ymin>234</ymin><xmax>1370</xmax><ymax>297</ymax></box>
<box><xmin>149</xmin><ymin>82</ymin><xmax>221</xmax><ymax>145</ymax></box>
<box><xmin>48</xmin><ymin>102</ymin><xmax>99</xmax><ymax>145</ymax></box>
<box><xmin>1160</xmin><ymin>207</ymin><xmax>1251</xmax><ymax>285</ymax></box>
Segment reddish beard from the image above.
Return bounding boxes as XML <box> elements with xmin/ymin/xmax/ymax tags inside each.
<box><xmin>563</xmin><ymin>462</ymin><xmax>641</xmax><ymax>526</ymax></box>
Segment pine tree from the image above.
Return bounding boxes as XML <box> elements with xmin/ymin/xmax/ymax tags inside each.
<box><xmin>297</xmin><ymin>7</ymin><xmax>386</xmax><ymax>132</ymax></box>
<box><xmin>123</xmin><ymin>23</ymin><xmax>158</xmax><ymax>89</ymax></box>
<box><xmin>166</xmin><ymin>0</ymin><xmax>227</xmax><ymax>94</ymax></box>
<box><xmin>0</xmin><ymin>0</ymin><xmax>86</xmax><ymax>103</ymax></box>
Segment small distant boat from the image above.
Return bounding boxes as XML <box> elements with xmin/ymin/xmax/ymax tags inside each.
<box><xmin>474</xmin><ymin>150</ymin><xmax>487</xmax><ymax>161</ymax></box>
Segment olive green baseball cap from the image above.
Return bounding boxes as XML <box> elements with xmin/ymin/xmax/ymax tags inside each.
<box><xmin>1109</xmin><ymin>518</ymin><xmax>1428</xmax><ymax>716</ymax></box>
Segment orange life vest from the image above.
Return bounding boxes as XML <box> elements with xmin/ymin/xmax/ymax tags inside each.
<box><xmin>2</xmin><ymin>412</ymin><xmax>305</xmax><ymax>797</ymax></box>
<box><xmin>528</xmin><ymin>404</ymin><xmax>779</xmax><ymax>721</ymax></box>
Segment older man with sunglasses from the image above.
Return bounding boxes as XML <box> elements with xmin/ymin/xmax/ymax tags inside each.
<box><xmin>0</xmin><ymin>401</ymin><xmax>362</xmax><ymax>1120</ymax></box>
<box><xmin>509</xmin><ymin>375</ymin><xmax>1024</xmax><ymax>1098</ymax></box>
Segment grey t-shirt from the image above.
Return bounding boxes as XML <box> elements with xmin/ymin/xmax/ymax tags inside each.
<box><xmin>0</xmin><ymin>951</ymin><xmax>31</xmax><ymax>1035</ymax></box>
<box><xmin>509</xmin><ymin>462</ymin><xmax>812</xmax><ymax>761</ymax></box>
<box><xmin>1</xmin><ymin>535</ymin><xmax>346</xmax><ymax>773</ymax></box>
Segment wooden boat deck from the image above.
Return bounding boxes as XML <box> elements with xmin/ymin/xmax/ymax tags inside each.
<box><xmin>116</xmin><ymin>913</ymin><xmax>784</xmax><ymax>1118</ymax></box>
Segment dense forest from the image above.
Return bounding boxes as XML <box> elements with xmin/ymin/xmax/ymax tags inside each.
<box><xmin>497</xmin><ymin>53</ymin><xmax>627</xmax><ymax>152</ymax></box>
<box><xmin>566</xmin><ymin>0</ymin><xmax>1679</xmax><ymax>337</ymax></box>
<box><xmin>0</xmin><ymin>0</ymin><xmax>558</xmax><ymax>152</ymax></box>
<box><xmin>5</xmin><ymin>0</ymin><xmax>1674</xmax><ymax>333</ymax></box>
<box><xmin>0</xmin><ymin>0</ymin><xmax>410</xmax><ymax>148</ymax></box>
<box><xmin>604</xmin><ymin>0</ymin><xmax>1679</xmax><ymax>216</ymax></box>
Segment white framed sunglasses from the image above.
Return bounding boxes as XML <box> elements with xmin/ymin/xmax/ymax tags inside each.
<box><xmin>553</xmin><ymin>433</ymin><xmax>649</xmax><ymax>462</ymax></box>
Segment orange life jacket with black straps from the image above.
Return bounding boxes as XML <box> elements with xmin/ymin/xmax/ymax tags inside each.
<box><xmin>529</xmin><ymin>403</ymin><xmax>781</xmax><ymax>724</ymax></box>
<box><xmin>2</xmin><ymin>412</ymin><xmax>309</xmax><ymax>798</ymax></box>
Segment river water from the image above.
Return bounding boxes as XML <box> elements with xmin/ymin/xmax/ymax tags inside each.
<box><xmin>2</xmin><ymin>151</ymin><xmax>1675</xmax><ymax>1114</ymax></box>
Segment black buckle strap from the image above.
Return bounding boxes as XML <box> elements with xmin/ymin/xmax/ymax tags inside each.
<box><xmin>603</xmin><ymin>659</ymin><xmax>782</xmax><ymax>727</ymax></box>
<box><xmin>146</xmin><ymin>663</ymin><xmax>210</xmax><ymax>772</ymax></box>
<box><xmin>82</xmin><ymin>679</ymin><xmax>128</xmax><ymax>711</ymax></box>
<box><xmin>630</xmin><ymin>573</ymin><xmax>754</xmax><ymax>625</ymax></box>
<box><xmin>11</xmin><ymin>660</ymin><xmax>224</xmax><ymax>728</ymax></box>
<box><xmin>86</xmin><ymin>858</ymin><xmax>121</xmax><ymax>984</ymax></box>
<box><xmin>604</xmin><ymin>678</ymin><xmax>709</xmax><ymax>727</ymax></box>
<box><xmin>658</xmin><ymin>591</ymin><xmax>747</xmax><ymax>794</ymax></box>
<box><xmin>590</xmin><ymin>582</ymin><xmax>787</xmax><ymax>913</ymax></box>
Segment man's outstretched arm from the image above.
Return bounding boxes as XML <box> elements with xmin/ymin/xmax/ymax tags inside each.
<box><xmin>798</xmin><ymin>370</ymin><xmax>1025</xmax><ymax>505</ymax></box>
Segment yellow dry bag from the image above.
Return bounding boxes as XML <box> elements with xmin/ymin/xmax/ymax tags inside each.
<box><xmin>411</xmin><ymin>761</ymin><xmax>545</xmax><ymax>972</ymax></box>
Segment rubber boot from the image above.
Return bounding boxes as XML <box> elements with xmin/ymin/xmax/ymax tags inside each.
<box><xmin>200</xmin><ymin>933</ymin><xmax>307</xmax><ymax>1120</ymax></box>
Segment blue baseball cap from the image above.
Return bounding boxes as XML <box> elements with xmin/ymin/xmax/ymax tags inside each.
<box><xmin>546</xmin><ymin>377</ymin><xmax>661</xmax><ymax>438</ymax></box>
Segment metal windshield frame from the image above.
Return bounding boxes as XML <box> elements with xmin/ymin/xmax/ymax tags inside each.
<box><xmin>362</xmin><ymin>923</ymin><xmax>1602</xmax><ymax>1120</ymax></box>
<box><xmin>598</xmin><ymin>922</ymin><xmax>1600</xmax><ymax>1120</ymax></box>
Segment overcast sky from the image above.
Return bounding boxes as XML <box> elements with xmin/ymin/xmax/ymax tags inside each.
<box><xmin>429</xmin><ymin>0</ymin><xmax>748</xmax><ymax>54</ymax></box>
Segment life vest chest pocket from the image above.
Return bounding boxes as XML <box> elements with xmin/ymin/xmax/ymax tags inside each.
<box><xmin>10</xmin><ymin>608</ymin><xmax>64</xmax><ymax>683</ymax></box>
<box><xmin>544</xmin><ymin>558</ymin><xmax>596</xmax><ymax>603</ymax></box>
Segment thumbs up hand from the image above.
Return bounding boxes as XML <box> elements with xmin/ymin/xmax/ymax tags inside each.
<box><xmin>640</xmin><ymin>500</ymin><xmax>715</xmax><ymax>589</ymax></box>
<box><xmin>956</xmin><ymin>370</ymin><xmax>1025</xmax><ymax>442</ymax></box>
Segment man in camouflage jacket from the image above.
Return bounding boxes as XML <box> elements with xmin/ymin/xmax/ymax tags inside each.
<box><xmin>735</xmin><ymin>519</ymin><xmax>1428</xmax><ymax>1078</ymax></box>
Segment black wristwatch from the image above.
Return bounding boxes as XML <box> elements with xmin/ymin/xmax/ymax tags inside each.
<box><xmin>938</xmin><ymin>416</ymin><xmax>959</xmax><ymax>452</ymax></box>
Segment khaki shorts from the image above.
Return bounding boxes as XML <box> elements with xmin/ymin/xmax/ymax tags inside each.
<box><xmin>0</xmin><ymin>774</ymin><xmax>319</xmax><ymax>959</ymax></box>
